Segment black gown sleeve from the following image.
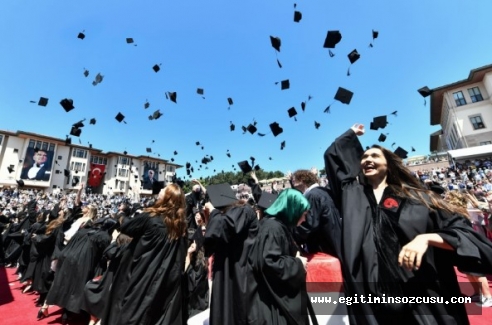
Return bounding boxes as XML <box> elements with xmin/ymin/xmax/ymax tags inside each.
<box><xmin>433</xmin><ymin>210</ymin><xmax>492</xmax><ymax>274</ymax></box>
<box><xmin>120</xmin><ymin>213</ymin><xmax>150</xmax><ymax>238</ymax></box>
<box><xmin>323</xmin><ymin>128</ymin><xmax>364</xmax><ymax>210</ymax></box>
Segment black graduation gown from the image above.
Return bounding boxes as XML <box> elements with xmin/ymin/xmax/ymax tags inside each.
<box><xmin>249</xmin><ymin>217</ymin><xmax>309</xmax><ymax>325</ymax></box>
<box><xmin>324</xmin><ymin>129</ymin><xmax>492</xmax><ymax>325</ymax></box>
<box><xmin>46</xmin><ymin>228</ymin><xmax>111</xmax><ymax>314</ymax></box>
<box><xmin>294</xmin><ymin>186</ymin><xmax>342</xmax><ymax>258</ymax></box>
<box><xmin>101</xmin><ymin>213</ymin><xmax>187</xmax><ymax>325</ymax></box>
<box><xmin>31</xmin><ymin>226</ymin><xmax>65</xmax><ymax>294</ymax></box>
<box><xmin>185</xmin><ymin>228</ymin><xmax>209</xmax><ymax>318</ymax></box>
<box><xmin>203</xmin><ymin>205</ymin><xmax>259</xmax><ymax>325</ymax></box>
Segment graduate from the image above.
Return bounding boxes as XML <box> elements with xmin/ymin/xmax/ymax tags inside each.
<box><xmin>249</xmin><ymin>189</ymin><xmax>311</xmax><ymax>325</ymax></box>
<box><xmin>324</xmin><ymin>123</ymin><xmax>492</xmax><ymax>324</ymax></box>
<box><xmin>101</xmin><ymin>184</ymin><xmax>188</xmax><ymax>325</ymax></box>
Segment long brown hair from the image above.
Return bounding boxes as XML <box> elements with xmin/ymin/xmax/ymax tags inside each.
<box><xmin>443</xmin><ymin>191</ymin><xmax>471</xmax><ymax>219</ymax></box>
<box><xmin>144</xmin><ymin>184</ymin><xmax>187</xmax><ymax>240</ymax></box>
<box><xmin>368</xmin><ymin>145</ymin><xmax>464</xmax><ymax>216</ymax></box>
<box><xmin>46</xmin><ymin>215</ymin><xmax>65</xmax><ymax>235</ymax></box>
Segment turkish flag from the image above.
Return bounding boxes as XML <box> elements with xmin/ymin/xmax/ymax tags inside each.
<box><xmin>88</xmin><ymin>163</ymin><xmax>106</xmax><ymax>187</ymax></box>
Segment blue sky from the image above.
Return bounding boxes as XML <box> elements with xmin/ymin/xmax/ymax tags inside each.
<box><xmin>1</xmin><ymin>0</ymin><xmax>492</xmax><ymax>179</ymax></box>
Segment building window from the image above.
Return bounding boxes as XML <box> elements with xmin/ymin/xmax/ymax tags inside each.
<box><xmin>119</xmin><ymin>157</ymin><xmax>129</xmax><ymax>165</ymax></box>
<box><xmin>72</xmin><ymin>162</ymin><xmax>85</xmax><ymax>172</ymax></box>
<box><xmin>468</xmin><ymin>87</ymin><xmax>483</xmax><ymax>103</ymax></box>
<box><xmin>480</xmin><ymin>141</ymin><xmax>492</xmax><ymax>145</ymax></box>
<box><xmin>470</xmin><ymin>115</ymin><xmax>486</xmax><ymax>130</ymax></box>
<box><xmin>0</xmin><ymin>134</ymin><xmax>3</xmax><ymax>145</ymax></box>
<box><xmin>91</xmin><ymin>155</ymin><xmax>108</xmax><ymax>165</ymax></box>
<box><xmin>118</xmin><ymin>168</ymin><xmax>128</xmax><ymax>177</ymax></box>
<box><xmin>167</xmin><ymin>165</ymin><xmax>174</xmax><ymax>172</ymax></box>
<box><xmin>453</xmin><ymin>91</ymin><xmax>466</xmax><ymax>106</ymax></box>
<box><xmin>72</xmin><ymin>149</ymin><xmax>87</xmax><ymax>158</ymax></box>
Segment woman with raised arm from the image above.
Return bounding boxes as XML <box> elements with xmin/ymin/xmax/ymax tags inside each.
<box><xmin>101</xmin><ymin>183</ymin><xmax>188</xmax><ymax>325</ymax></box>
<box><xmin>324</xmin><ymin>124</ymin><xmax>492</xmax><ymax>324</ymax></box>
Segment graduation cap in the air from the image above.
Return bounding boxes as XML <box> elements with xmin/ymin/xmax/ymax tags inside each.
<box><xmin>83</xmin><ymin>69</ymin><xmax>89</xmax><ymax>77</ymax></box>
<box><xmin>70</xmin><ymin>126</ymin><xmax>82</xmax><ymax>137</ymax></box>
<box><xmin>7</xmin><ymin>166</ymin><xmax>14</xmax><ymax>174</ymax></box>
<box><xmin>65</xmin><ymin>137</ymin><xmax>72</xmax><ymax>145</ymax></box>
<box><xmin>323</xmin><ymin>30</ymin><xmax>342</xmax><ymax>57</ymax></box>
<box><xmin>146</xmin><ymin>148</ymin><xmax>152</xmax><ymax>153</ymax></box>
<box><xmin>412</xmin><ymin>146</ymin><xmax>416</xmax><ymax>152</ymax></box>
<box><xmin>150</xmin><ymin>110</ymin><xmax>163</xmax><ymax>120</ymax></box>
<box><xmin>270</xmin><ymin>36</ymin><xmax>281</xmax><ymax>52</ymax></box>
<box><xmin>226</xmin><ymin>151</ymin><xmax>231</xmax><ymax>158</ymax></box>
<box><xmin>16</xmin><ymin>179</ymin><xmax>24</xmax><ymax>187</ymax></box>
<box><xmin>301</xmin><ymin>101</ymin><xmax>306</xmax><ymax>112</ymax></box>
<box><xmin>294</xmin><ymin>11</ymin><xmax>302</xmax><ymax>23</ymax></box>
<box><xmin>347</xmin><ymin>49</ymin><xmax>360</xmax><ymax>76</ymax></box>
<box><xmin>324</xmin><ymin>87</ymin><xmax>354</xmax><ymax>113</ymax></box>
<box><xmin>369</xmin><ymin>30</ymin><xmax>379</xmax><ymax>47</ymax></box>
<box><xmin>72</xmin><ymin>119</ymin><xmax>85</xmax><ymax>128</ymax></box>
<box><xmin>206</xmin><ymin>183</ymin><xmax>237</xmax><ymax>209</ymax></box>
<box><xmin>278</xmin><ymin>79</ymin><xmax>290</xmax><ymax>90</ymax></box>
<box><xmin>288</xmin><ymin>107</ymin><xmax>298</xmax><ymax>121</ymax></box>
<box><xmin>174</xmin><ymin>151</ymin><xmax>178</xmax><ymax>155</ymax></box>
<box><xmin>38</xmin><ymin>97</ymin><xmax>48</xmax><ymax>107</ymax></box>
<box><xmin>314</xmin><ymin>121</ymin><xmax>321</xmax><ymax>129</ymax></box>
<box><xmin>246</xmin><ymin>124</ymin><xmax>257</xmax><ymax>135</ymax></box>
<box><xmin>229</xmin><ymin>121</ymin><xmax>235</xmax><ymax>131</ymax></box>
<box><xmin>126</xmin><ymin>38</ymin><xmax>134</xmax><ymax>44</ymax></box>
<box><xmin>89</xmin><ymin>118</ymin><xmax>96</xmax><ymax>125</ymax></box>
<box><xmin>238</xmin><ymin>160</ymin><xmax>253</xmax><ymax>173</ymax></box>
<box><xmin>167</xmin><ymin>92</ymin><xmax>177</xmax><ymax>103</ymax></box>
<box><xmin>418</xmin><ymin>86</ymin><xmax>433</xmax><ymax>105</ymax></box>
<box><xmin>60</xmin><ymin>98</ymin><xmax>74</xmax><ymax>112</ymax></box>
<box><xmin>270</xmin><ymin>122</ymin><xmax>283</xmax><ymax>137</ymax></box>
<box><xmin>370</xmin><ymin>116</ymin><xmax>388</xmax><ymax>131</ymax></box>
<box><xmin>378</xmin><ymin>133</ymin><xmax>387</xmax><ymax>142</ymax></box>
<box><xmin>280</xmin><ymin>141</ymin><xmax>286</xmax><ymax>150</ymax></box>
<box><xmin>394</xmin><ymin>147</ymin><xmax>408</xmax><ymax>159</ymax></box>
<box><xmin>153</xmin><ymin>64</ymin><xmax>161</xmax><ymax>73</ymax></box>
<box><xmin>115</xmin><ymin>112</ymin><xmax>126</xmax><ymax>123</ymax></box>
<box><xmin>77</xmin><ymin>31</ymin><xmax>85</xmax><ymax>40</ymax></box>
<box><xmin>64</xmin><ymin>169</ymin><xmax>70</xmax><ymax>177</ymax></box>
<box><xmin>93</xmin><ymin>73</ymin><xmax>104</xmax><ymax>86</ymax></box>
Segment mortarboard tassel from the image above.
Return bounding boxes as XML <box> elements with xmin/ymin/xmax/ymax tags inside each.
<box><xmin>277</xmin><ymin>59</ymin><xmax>282</xmax><ymax>68</ymax></box>
<box><xmin>347</xmin><ymin>66</ymin><xmax>351</xmax><ymax>76</ymax></box>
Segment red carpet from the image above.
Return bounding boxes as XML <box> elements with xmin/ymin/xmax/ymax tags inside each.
<box><xmin>0</xmin><ymin>266</ymin><xmax>490</xmax><ymax>324</ymax></box>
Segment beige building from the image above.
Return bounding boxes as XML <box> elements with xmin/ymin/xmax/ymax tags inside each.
<box><xmin>429</xmin><ymin>64</ymin><xmax>492</xmax><ymax>152</ymax></box>
<box><xmin>0</xmin><ymin>129</ymin><xmax>181</xmax><ymax>195</ymax></box>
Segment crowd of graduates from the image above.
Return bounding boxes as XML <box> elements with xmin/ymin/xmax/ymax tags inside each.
<box><xmin>1</xmin><ymin>124</ymin><xmax>492</xmax><ymax>325</ymax></box>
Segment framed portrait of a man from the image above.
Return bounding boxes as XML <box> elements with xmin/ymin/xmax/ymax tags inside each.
<box><xmin>20</xmin><ymin>147</ymin><xmax>53</xmax><ymax>182</ymax></box>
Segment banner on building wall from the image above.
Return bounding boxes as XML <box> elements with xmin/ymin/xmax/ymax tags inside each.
<box><xmin>142</xmin><ymin>163</ymin><xmax>159</xmax><ymax>190</ymax></box>
<box><xmin>88</xmin><ymin>163</ymin><xmax>106</xmax><ymax>187</ymax></box>
<box><xmin>20</xmin><ymin>147</ymin><xmax>54</xmax><ymax>182</ymax></box>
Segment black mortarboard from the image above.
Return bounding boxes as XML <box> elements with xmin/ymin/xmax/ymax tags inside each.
<box><xmin>123</xmin><ymin>151</ymin><xmax>127</xmax><ymax>155</ymax></box>
<box><xmin>230</xmin><ymin>122</ymin><xmax>235</xmax><ymax>131</ymax></box>
<box><xmin>174</xmin><ymin>151</ymin><xmax>178</xmax><ymax>155</ymax></box>
<box><xmin>257</xmin><ymin>192</ymin><xmax>278</xmax><ymax>210</ymax></box>
<box><xmin>126</xmin><ymin>38</ymin><xmax>134</xmax><ymax>44</ymax></box>
<box><xmin>64</xmin><ymin>169</ymin><xmax>70</xmax><ymax>177</ymax></box>
<box><xmin>16</xmin><ymin>179</ymin><xmax>24</xmax><ymax>187</ymax></box>
<box><xmin>146</xmin><ymin>148</ymin><xmax>152</xmax><ymax>153</ymax></box>
<box><xmin>168</xmin><ymin>92</ymin><xmax>177</xmax><ymax>103</ymax></box>
<box><xmin>152</xmin><ymin>110</ymin><xmax>163</xmax><ymax>120</ymax></box>
<box><xmin>197</xmin><ymin>88</ymin><xmax>204</xmax><ymax>95</ymax></box>
<box><xmin>73</xmin><ymin>120</ymin><xmax>85</xmax><ymax>128</ymax></box>
<box><xmin>70</xmin><ymin>126</ymin><xmax>82</xmax><ymax>137</ymax></box>
<box><xmin>280</xmin><ymin>79</ymin><xmax>290</xmax><ymax>90</ymax></box>
<box><xmin>186</xmin><ymin>162</ymin><xmax>191</xmax><ymax>169</ymax></box>
<box><xmin>301</xmin><ymin>101</ymin><xmax>306</xmax><ymax>112</ymax></box>
<box><xmin>254</xmin><ymin>165</ymin><xmax>260</xmax><ymax>171</ymax></box>
<box><xmin>144</xmin><ymin>101</ymin><xmax>150</xmax><ymax>109</ymax></box>
<box><xmin>65</xmin><ymin>137</ymin><xmax>72</xmax><ymax>145</ymax></box>
<box><xmin>394</xmin><ymin>147</ymin><xmax>408</xmax><ymax>159</ymax></box>
<box><xmin>378</xmin><ymin>133</ymin><xmax>387</xmax><ymax>142</ymax></box>
<box><xmin>280</xmin><ymin>141</ymin><xmax>286</xmax><ymax>150</ymax></box>
<box><xmin>226</xmin><ymin>152</ymin><xmax>231</xmax><ymax>158</ymax></box>
<box><xmin>227</xmin><ymin>97</ymin><xmax>233</xmax><ymax>106</ymax></box>
<box><xmin>60</xmin><ymin>98</ymin><xmax>74</xmax><ymax>112</ymax></box>
<box><xmin>294</xmin><ymin>11</ymin><xmax>302</xmax><ymax>23</ymax></box>
<box><xmin>418</xmin><ymin>86</ymin><xmax>432</xmax><ymax>97</ymax></box>
<box><xmin>196</xmin><ymin>141</ymin><xmax>200</xmax><ymax>146</ymax></box>
<box><xmin>246</xmin><ymin>124</ymin><xmax>257</xmax><ymax>134</ymax></box>
<box><xmin>90</xmin><ymin>118</ymin><xmax>96</xmax><ymax>125</ymax></box>
<box><xmin>348</xmin><ymin>49</ymin><xmax>360</xmax><ymax>64</ymax></box>
<box><xmin>270</xmin><ymin>36</ymin><xmax>281</xmax><ymax>52</ymax></box>
<box><xmin>269</xmin><ymin>122</ymin><xmax>283</xmax><ymax>137</ymax></box>
<box><xmin>288</xmin><ymin>107</ymin><xmax>297</xmax><ymax>118</ymax></box>
<box><xmin>38</xmin><ymin>97</ymin><xmax>48</xmax><ymax>107</ymax></box>
<box><xmin>370</xmin><ymin>116</ymin><xmax>388</xmax><ymax>130</ymax></box>
<box><xmin>372</xmin><ymin>30</ymin><xmax>379</xmax><ymax>40</ymax></box>
<box><xmin>323</xmin><ymin>30</ymin><xmax>342</xmax><ymax>48</ymax></box>
<box><xmin>94</xmin><ymin>73</ymin><xmax>103</xmax><ymax>84</ymax></box>
<box><xmin>7</xmin><ymin>166</ymin><xmax>14</xmax><ymax>173</ymax></box>
<box><xmin>314</xmin><ymin>121</ymin><xmax>321</xmax><ymax>129</ymax></box>
<box><xmin>115</xmin><ymin>112</ymin><xmax>125</xmax><ymax>123</ymax></box>
<box><xmin>77</xmin><ymin>32</ymin><xmax>85</xmax><ymax>40</ymax></box>
<box><xmin>207</xmin><ymin>183</ymin><xmax>237</xmax><ymax>209</ymax></box>
<box><xmin>412</xmin><ymin>146</ymin><xmax>416</xmax><ymax>152</ymax></box>
<box><xmin>83</xmin><ymin>69</ymin><xmax>89</xmax><ymax>77</ymax></box>
<box><xmin>334</xmin><ymin>87</ymin><xmax>353</xmax><ymax>104</ymax></box>
<box><xmin>238</xmin><ymin>160</ymin><xmax>253</xmax><ymax>173</ymax></box>
<box><xmin>153</xmin><ymin>64</ymin><xmax>160</xmax><ymax>72</ymax></box>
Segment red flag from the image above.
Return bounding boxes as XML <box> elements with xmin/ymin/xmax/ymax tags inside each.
<box><xmin>88</xmin><ymin>163</ymin><xmax>106</xmax><ymax>187</ymax></box>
